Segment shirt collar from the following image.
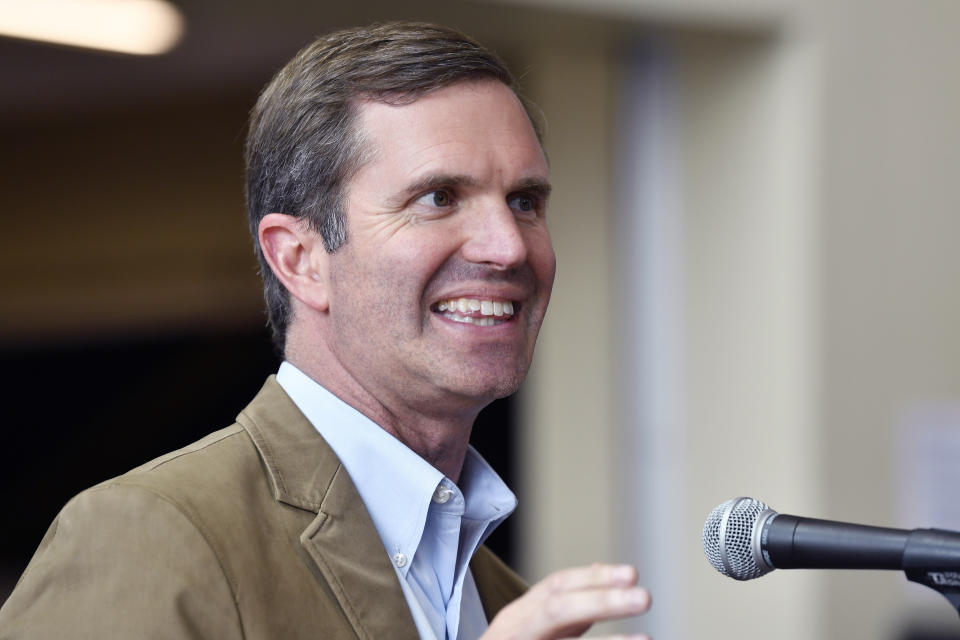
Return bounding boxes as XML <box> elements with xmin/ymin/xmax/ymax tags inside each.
<box><xmin>275</xmin><ymin>362</ymin><xmax>516</xmax><ymax>575</ymax></box>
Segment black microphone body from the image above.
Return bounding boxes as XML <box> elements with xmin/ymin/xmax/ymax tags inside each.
<box><xmin>762</xmin><ymin>514</ymin><xmax>960</xmax><ymax>571</ymax></box>
<box><xmin>703</xmin><ymin>497</ymin><xmax>960</xmax><ymax>617</ymax></box>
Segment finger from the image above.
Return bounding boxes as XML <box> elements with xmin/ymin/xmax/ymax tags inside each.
<box><xmin>532</xmin><ymin>563</ymin><xmax>639</xmax><ymax>597</ymax></box>
<box><xmin>528</xmin><ymin>585</ymin><xmax>651</xmax><ymax>638</ymax></box>
<box><xmin>482</xmin><ymin>566</ymin><xmax>651</xmax><ymax>640</ymax></box>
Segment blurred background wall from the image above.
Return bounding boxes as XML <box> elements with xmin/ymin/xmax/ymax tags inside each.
<box><xmin>2</xmin><ymin>0</ymin><xmax>959</xmax><ymax>638</ymax></box>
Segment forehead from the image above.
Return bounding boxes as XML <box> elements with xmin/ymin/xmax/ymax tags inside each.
<box><xmin>352</xmin><ymin>79</ymin><xmax>547</xmax><ymax>183</ymax></box>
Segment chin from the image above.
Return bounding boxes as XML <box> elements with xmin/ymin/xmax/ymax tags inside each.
<box><xmin>423</xmin><ymin>352</ymin><xmax>532</xmax><ymax>407</ymax></box>
<box><xmin>453</xmin><ymin>370</ymin><xmax>527</xmax><ymax>404</ymax></box>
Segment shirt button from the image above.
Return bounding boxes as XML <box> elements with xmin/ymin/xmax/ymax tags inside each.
<box><xmin>393</xmin><ymin>552</ymin><xmax>408</xmax><ymax>568</ymax></box>
<box><xmin>433</xmin><ymin>485</ymin><xmax>453</xmax><ymax>504</ymax></box>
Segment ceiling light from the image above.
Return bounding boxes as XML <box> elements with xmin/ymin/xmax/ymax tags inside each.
<box><xmin>0</xmin><ymin>0</ymin><xmax>184</xmax><ymax>56</ymax></box>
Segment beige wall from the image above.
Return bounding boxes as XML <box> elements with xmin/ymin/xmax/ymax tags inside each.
<box><xmin>519</xmin><ymin>39</ymin><xmax>618</xmax><ymax>583</ymax></box>
<box><xmin>518</xmin><ymin>26</ymin><xmax>822</xmax><ymax>638</ymax></box>
<box><xmin>513</xmin><ymin>0</ymin><xmax>960</xmax><ymax>637</ymax></box>
<box><xmin>677</xmin><ymin>27</ymin><xmax>822</xmax><ymax>639</ymax></box>
<box><xmin>817</xmin><ymin>0</ymin><xmax>960</xmax><ymax>635</ymax></box>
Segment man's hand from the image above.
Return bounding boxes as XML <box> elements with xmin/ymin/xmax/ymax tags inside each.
<box><xmin>482</xmin><ymin>563</ymin><xmax>652</xmax><ymax>640</ymax></box>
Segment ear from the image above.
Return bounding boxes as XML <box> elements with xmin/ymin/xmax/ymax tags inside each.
<box><xmin>258</xmin><ymin>213</ymin><xmax>330</xmax><ymax>312</ymax></box>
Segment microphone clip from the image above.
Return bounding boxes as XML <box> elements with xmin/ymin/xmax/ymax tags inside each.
<box><xmin>903</xmin><ymin>528</ymin><xmax>960</xmax><ymax>618</ymax></box>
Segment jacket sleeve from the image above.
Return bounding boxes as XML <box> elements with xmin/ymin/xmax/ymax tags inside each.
<box><xmin>0</xmin><ymin>483</ymin><xmax>244</xmax><ymax>639</ymax></box>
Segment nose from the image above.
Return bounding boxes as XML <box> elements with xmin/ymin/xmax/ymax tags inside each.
<box><xmin>460</xmin><ymin>200</ymin><xmax>528</xmax><ymax>269</ymax></box>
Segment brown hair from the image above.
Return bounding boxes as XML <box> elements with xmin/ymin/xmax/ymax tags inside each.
<box><xmin>245</xmin><ymin>21</ymin><xmax>537</xmax><ymax>352</ymax></box>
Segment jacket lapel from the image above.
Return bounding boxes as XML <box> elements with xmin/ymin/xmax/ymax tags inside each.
<box><xmin>470</xmin><ymin>545</ymin><xmax>529</xmax><ymax>622</ymax></box>
<box><xmin>238</xmin><ymin>377</ymin><xmax>420</xmax><ymax>640</ymax></box>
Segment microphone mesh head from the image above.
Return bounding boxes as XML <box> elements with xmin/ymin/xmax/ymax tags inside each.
<box><xmin>702</xmin><ymin>497</ymin><xmax>775</xmax><ymax>580</ymax></box>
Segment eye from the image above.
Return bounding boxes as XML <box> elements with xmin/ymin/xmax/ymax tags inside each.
<box><xmin>416</xmin><ymin>190</ymin><xmax>453</xmax><ymax>208</ymax></box>
<box><xmin>508</xmin><ymin>193</ymin><xmax>540</xmax><ymax>214</ymax></box>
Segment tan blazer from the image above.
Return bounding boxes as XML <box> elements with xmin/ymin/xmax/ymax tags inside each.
<box><xmin>0</xmin><ymin>377</ymin><xmax>526</xmax><ymax>639</ymax></box>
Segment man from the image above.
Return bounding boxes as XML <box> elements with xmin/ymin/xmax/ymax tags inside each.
<box><xmin>0</xmin><ymin>22</ymin><xmax>650</xmax><ymax>639</ymax></box>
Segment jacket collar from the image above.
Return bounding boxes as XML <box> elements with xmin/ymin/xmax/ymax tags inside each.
<box><xmin>236</xmin><ymin>375</ymin><xmax>339</xmax><ymax>512</ymax></box>
<box><xmin>236</xmin><ymin>376</ymin><xmax>420</xmax><ymax>640</ymax></box>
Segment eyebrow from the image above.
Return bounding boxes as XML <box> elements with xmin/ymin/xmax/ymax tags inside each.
<box><xmin>403</xmin><ymin>173</ymin><xmax>482</xmax><ymax>196</ymax></box>
<box><xmin>513</xmin><ymin>177</ymin><xmax>553</xmax><ymax>200</ymax></box>
<box><xmin>391</xmin><ymin>173</ymin><xmax>553</xmax><ymax>206</ymax></box>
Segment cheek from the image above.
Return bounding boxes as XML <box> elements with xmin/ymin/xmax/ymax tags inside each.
<box><xmin>527</xmin><ymin>230</ymin><xmax>557</xmax><ymax>291</ymax></box>
<box><xmin>385</xmin><ymin>231</ymin><xmax>460</xmax><ymax>284</ymax></box>
<box><xmin>344</xmin><ymin>238</ymin><xmax>453</xmax><ymax>309</ymax></box>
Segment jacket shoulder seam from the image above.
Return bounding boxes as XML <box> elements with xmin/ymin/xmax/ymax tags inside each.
<box><xmin>133</xmin><ymin>424</ymin><xmax>246</xmax><ymax>473</ymax></box>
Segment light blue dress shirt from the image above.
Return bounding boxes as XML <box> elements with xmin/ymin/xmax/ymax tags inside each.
<box><xmin>276</xmin><ymin>362</ymin><xmax>517</xmax><ymax>640</ymax></box>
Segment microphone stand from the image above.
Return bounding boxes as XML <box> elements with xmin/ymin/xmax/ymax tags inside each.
<box><xmin>902</xmin><ymin>529</ymin><xmax>960</xmax><ymax>617</ymax></box>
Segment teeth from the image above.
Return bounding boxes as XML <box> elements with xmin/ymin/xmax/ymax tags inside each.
<box><xmin>436</xmin><ymin>297</ymin><xmax>517</xmax><ymax>324</ymax></box>
<box><xmin>444</xmin><ymin>313</ymin><xmax>500</xmax><ymax>326</ymax></box>
<box><xmin>441</xmin><ymin>298</ymin><xmax>516</xmax><ymax>317</ymax></box>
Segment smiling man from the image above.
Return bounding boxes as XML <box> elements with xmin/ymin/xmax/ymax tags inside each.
<box><xmin>0</xmin><ymin>22</ymin><xmax>650</xmax><ymax>640</ymax></box>
<box><xmin>261</xmin><ymin>78</ymin><xmax>556</xmax><ymax>483</ymax></box>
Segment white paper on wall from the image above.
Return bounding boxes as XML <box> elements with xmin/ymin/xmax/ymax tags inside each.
<box><xmin>898</xmin><ymin>403</ymin><xmax>960</xmax><ymax>533</ymax></box>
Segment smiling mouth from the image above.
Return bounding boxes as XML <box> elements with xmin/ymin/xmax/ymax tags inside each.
<box><xmin>431</xmin><ymin>297</ymin><xmax>517</xmax><ymax>327</ymax></box>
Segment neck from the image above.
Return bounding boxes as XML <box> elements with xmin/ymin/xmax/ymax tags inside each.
<box><xmin>376</xmin><ymin>409</ymin><xmax>476</xmax><ymax>482</ymax></box>
<box><xmin>284</xmin><ymin>332</ymin><xmax>481</xmax><ymax>482</ymax></box>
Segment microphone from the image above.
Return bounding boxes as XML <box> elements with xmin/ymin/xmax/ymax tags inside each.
<box><xmin>702</xmin><ymin>497</ymin><xmax>960</xmax><ymax>581</ymax></box>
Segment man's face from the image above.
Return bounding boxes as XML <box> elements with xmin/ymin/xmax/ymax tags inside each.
<box><xmin>322</xmin><ymin>79</ymin><xmax>555</xmax><ymax>416</ymax></box>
